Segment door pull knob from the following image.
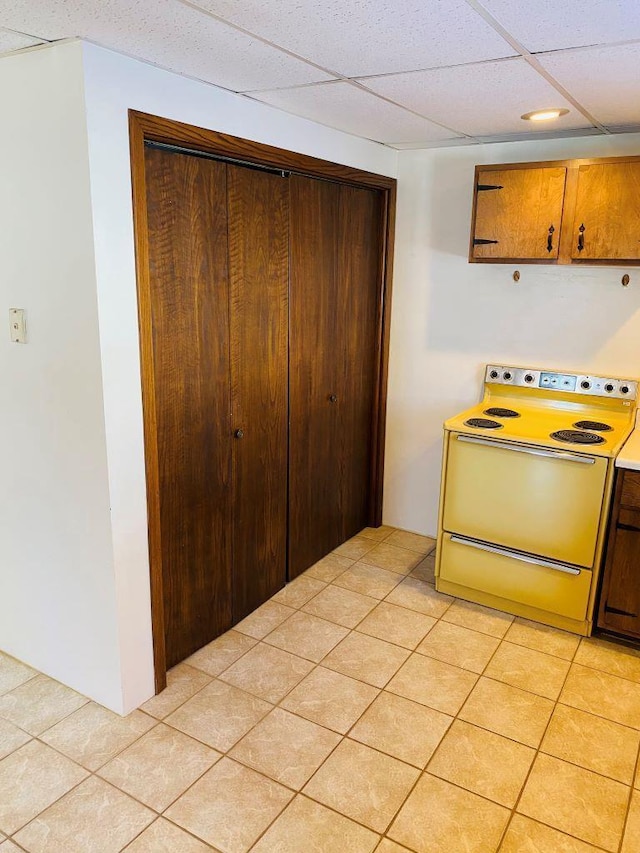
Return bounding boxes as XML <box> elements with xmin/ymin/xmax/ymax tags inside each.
<box><xmin>234</xmin><ymin>429</ymin><xmax>244</xmax><ymax>439</ymax></box>
<box><xmin>329</xmin><ymin>394</ymin><xmax>338</xmax><ymax>403</ymax></box>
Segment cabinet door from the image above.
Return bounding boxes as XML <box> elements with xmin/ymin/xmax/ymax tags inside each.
<box><xmin>145</xmin><ymin>147</ymin><xmax>233</xmax><ymax>667</ymax></box>
<box><xmin>472</xmin><ymin>167</ymin><xmax>566</xmax><ymax>260</ymax></box>
<box><xmin>571</xmin><ymin>162</ymin><xmax>640</xmax><ymax>261</ymax></box>
<box><xmin>337</xmin><ymin>184</ymin><xmax>381</xmax><ymax>540</ymax></box>
<box><xmin>288</xmin><ymin>175</ymin><xmax>342</xmax><ymax>578</ymax></box>
<box><xmin>228</xmin><ymin>165</ymin><xmax>289</xmax><ymax>620</ymax></box>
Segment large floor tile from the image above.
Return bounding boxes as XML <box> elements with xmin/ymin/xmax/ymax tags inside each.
<box><xmin>140</xmin><ymin>664</ymin><xmax>212</xmax><ymax>720</ymax></box>
<box><xmin>386</xmin><ymin>653</ymin><xmax>478</xmax><ymax>715</ymax></box>
<box><xmin>459</xmin><ymin>677</ymin><xmax>554</xmax><ymax>748</ymax></box>
<box><xmin>165</xmin><ymin>757</ymin><xmax>293</xmax><ymax>853</ymax></box>
<box><xmin>14</xmin><ymin>776</ymin><xmax>154</xmax><ymax>853</ymax></box>
<box><xmin>230</xmin><ymin>707</ymin><xmax>340</xmax><ymax>789</ymax></box>
<box><xmin>504</xmin><ymin>618</ymin><xmax>580</xmax><ymax>660</ymax></box>
<box><xmin>123</xmin><ymin>818</ymin><xmax>214</xmax><ymax>852</ymax></box>
<box><xmin>0</xmin><ymin>717</ymin><xmax>31</xmax><ymax>760</ymax></box>
<box><xmin>384</xmin><ymin>531</ymin><xmax>435</xmax><ymax>555</ymax></box>
<box><xmin>184</xmin><ymin>630</ymin><xmax>257</xmax><ymax>677</ymax></box>
<box><xmin>305</xmin><ymin>554</ymin><xmax>355</xmax><ymax>583</ymax></box>
<box><xmin>234</xmin><ymin>601</ymin><xmax>296</xmax><ymax>640</ymax></box>
<box><xmin>334</xmin><ymin>535</ymin><xmax>378</xmax><ymax>560</ymax></box>
<box><xmin>251</xmin><ymin>794</ymin><xmax>379</xmax><ymax>853</ymax></box>
<box><xmin>356</xmin><ymin>602</ymin><xmax>436</xmax><ymax>650</ymax></box>
<box><xmin>410</xmin><ymin>554</ymin><xmax>435</xmax><ymax>585</ymax></box>
<box><xmin>385</xmin><ymin>577</ymin><xmax>453</xmax><ymax>617</ymax></box>
<box><xmin>0</xmin><ymin>840</ymin><xmax>26</xmax><ymax>852</ymax></box>
<box><xmin>165</xmin><ymin>679</ymin><xmax>272</xmax><ymax>751</ymax></box>
<box><xmin>333</xmin><ymin>564</ymin><xmax>403</xmax><ymax>600</ymax></box>
<box><xmin>264</xmin><ymin>612</ymin><xmax>349</xmax><ymax>662</ymax></box>
<box><xmin>441</xmin><ymin>599</ymin><xmax>513</xmax><ymax>637</ymax></box>
<box><xmin>0</xmin><ymin>740</ymin><xmax>88</xmax><ymax>835</ymax></box>
<box><xmin>427</xmin><ymin>719</ymin><xmax>535</xmax><ymax>808</ymax></box>
<box><xmin>375</xmin><ymin>841</ymin><xmax>413</xmax><ymax>853</ymax></box>
<box><xmin>500</xmin><ymin>814</ymin><xmax>605</xmax><ymax>852</ymax></box>
<box><xmin>349</xmin><ymin>691</ymin><xmax>452</xmax><ymax>767</ymax></box>
<box><xmin>388</xmin><ymin>773</ymin><xmax>509</xmax><ymax>853</ymax></box>
<box><xmin>218</xmin><ymin>643</ymin><xmax>313</xmax><ymax>703</ymax></box>
<box><xmin>622</xmin><ymin>789</ymin><xmax>640</xmax><ymax>853</ymax></box>
<box><xmin>302</xmin><ymin>585</ymin><xmax>378</xmax><ymax>628</ymax></box>
<box><xmin>484</xmin><ymin>642</ymin><xmax>570</xmax><ymax>700</ymax></box>
<box><xmin>518</xmin><ymin>753</ymin><xmax>629</xmax><ymax>851</ymax></box>
<box><xmin>575</xmin><ymin>637</ymin><xmax>640</xmax><ymax>683</ymax></box>
<box><xmin>359</xmin><ymin>543</ymin><xmax>421</xmax><ymax>575</ymax></box>
<box><xmin>416</xmin><ymin>621</ymin><xmax>500</xmax><ymax>673</ymax></box>
<box><xmin>40</xmin><ymin>702</ymin><xmax>155</xmax><ymax>771</ymax></box>
<box><xmin>303</xmin><ymin>739</ymin><xmax>419</xmax><ymax>833</ymax></box>
<box><xmin>0</xmin><ymin>653</ymin><xmax>36</xmax><ymax>697</ymax></box>
<box><xmin>271</xmin><ymin>576</ymin><xmax>327</xmax><ymax>609</ymax></box>
<box><xmin>359</xmin><ymin>525</ymin><xmax>395</xmax><ymax>543</ymax></box>
<box><xmin>0</xmin><ymin>675</ymin><xmax>88</xmax><ymax>735</ymax></box>
<box><xmin>560</xmin><ymin>663</ymin><xmax>640</xmax><ymax>729</ymax></box>
<box><xmin>280</xmin><ymin>667</ymin><xmax>378</xmax><ymax>734</ymax></box>
<box><xmin>98</xmin><ymin>723</ymin><xmax>220</xmax><ymax>811</ymax></box>
<box><xmin>321</xmin><ymin>632</ymin><xmax>410</xmax><ymax>688</ymax></box>
<box><xmin>542</xmin><ymin>703</ymin><xmax>640</xmax><ymax>784</ymax></box>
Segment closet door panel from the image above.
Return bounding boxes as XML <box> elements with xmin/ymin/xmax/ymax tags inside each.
<box><xmin>145</xmin><ymin>147</ymin><xmax>232</xmax><ymax>667</ymax></box>
<box><xmin>337</xmin><ymin>184</ymin><xmax>381</xmax><ymax>539</ymax></box>
<box><xmin>289</xmin><ymin>175</ymin><xmax>341</xmax><ymax>578</ymax></box>
<box><xmin>228</xmin><ymin>165</ymin><xmax>289</xmax><ymax>618</ymax></box>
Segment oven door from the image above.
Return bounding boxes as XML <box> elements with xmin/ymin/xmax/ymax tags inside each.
<box><xmin>439</xmin><ymin>532</ymin><xmax>592</xmax><ymax>621</ymax></box>
<box><xmin>443</xmin><ymin>432</ymin><xmax>608</xmax><ymax>567</ymax></box>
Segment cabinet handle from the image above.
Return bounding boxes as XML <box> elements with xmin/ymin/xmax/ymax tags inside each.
<box><xmin>547</xmin><ymin>224</ymin><xmax>554</xmax><ymax>253</ymax></box>
<box><xmin>329</xmin><ymin>394</ymin><xmax>338</xmax><ymax>403</ymax></box>
<box><xmin>234</xmin><ymin>428</ymin><xmax>244</xmax><ymax>439</ymax></box>
<box><xmin>577</xmin><ymin>223</ymin><xmax>585</xmax><ymax>252</ymax></box>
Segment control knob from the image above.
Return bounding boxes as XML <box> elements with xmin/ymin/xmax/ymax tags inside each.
<box><xmin>524</xmin><ymin>373</ymin><xmax>535</xmax><ymax>383</ymax></box>
<box><xmin>621</xmin><ymin>385</ymin><xmax>630</xmax><ymax>395</ymax></box>
<box><xmin>503</xmin><ymin>371</ymin><xmax>512</xmax><ymax>381</ymax></box>
<box><xmin>605</xmin><ymin>383</ymin><xmax>614</xmax><ymax>393</ymax></box>
<box><xmin>489</xmin><ymin>370</ymin><xmax>499</xmax><ymax>379</ymax></box>
<box><xmin>580</xmin><ymin>380</ymin><xmax>591</xmax><ymax>390</ymax></box>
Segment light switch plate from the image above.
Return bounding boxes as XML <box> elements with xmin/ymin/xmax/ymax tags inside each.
<box><xmin>10</xmin><ymin>308</ymin><xmax>27</xmax><ymax>343</ymax></box>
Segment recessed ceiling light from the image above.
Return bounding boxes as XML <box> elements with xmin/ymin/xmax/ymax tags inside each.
<box><xmin>521</xmin><ymin>108</ymin><xmax>570</xmax><ymax>122</ymax></box>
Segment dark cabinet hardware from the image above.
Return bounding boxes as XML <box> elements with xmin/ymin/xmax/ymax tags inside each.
<box><xmin>577</xmin><ymin>223</ymin><xmax>585</xmax><ymax>252</ymax></box>
<box><xmin>329</xmin><ymin>394</ymin><xmax>338</xmax><ymax>403</ymax></box>
<box><xmin>234</xmin><ymin>428</ymin><xmax>244</xmax><ymax>439</ymax></box>
<box><xmin>473</xmin><ymin>238</ymin><xmax>499</xmax><ymax>246</ymax></box>
<box><xmin>476</xmin><ymin>184</ymin><xmax>504</xmax><ymax>192</ymax></box>
<box><xmin>547</xmin><ymin>224</ymin><xmax>555</xmax><ymax>253</ymax></box>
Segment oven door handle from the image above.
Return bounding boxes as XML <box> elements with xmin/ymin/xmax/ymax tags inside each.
<box><xmin>450</xmin><ymin>535</ymin><xmax>582</xmax><ymax>575</ymax></box>
<box><xmin>456</xmin><ymin>434</ymin><xmax>596</xmax><ymax>464</ymax></box>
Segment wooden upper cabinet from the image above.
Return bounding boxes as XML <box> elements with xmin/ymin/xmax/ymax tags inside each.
<box><xmin>471</xmin><ymin>167</ymin><xmax>566</xmax><ymax>261</ymax></box>
<box><xmin>470</xmin><ymin>155</ymin><xmax>640</xmax><ymax>265</ymax></box>
<box><xmin>570</xmin><ymin>162</ymin><xmax>640</xmax><ymax>262</ymax></box>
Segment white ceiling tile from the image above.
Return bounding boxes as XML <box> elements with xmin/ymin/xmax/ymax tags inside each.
<box><xmin>538</xmin><ymin>44</ymin><xmax>640</xmax><ymax>128</ymax></box>
<box><xmin>478</xmin><ymin>0</ymin><xmax>640</xmax><ymax>53</ymax></box>
<box><xmin>0</xmin><ymin>0</ymin><xmax>333</xmax><ymax>91</ymax></box>
<box><xmin>249</xmin><ymin>81</ymin><xmax>464</xmax><ymax>144</ymax></box>
<box><xmin>0</xmin><ymin>28</ymin><xmax>43</xmax><ymax>54</ymax></box>
<box><xmin>191</xmin><ymin>0</ymin><xmax>517</xmax><ymax>77</ymax></box>
<box><xmin>361</xmin><ymin>57</ymin><xmax>592</xmax><ymax>136</ymax></box>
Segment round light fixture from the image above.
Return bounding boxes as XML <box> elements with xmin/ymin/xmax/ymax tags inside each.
<box><xmin>521</xmin><ymin>108</ymin><xmax>570</xmax><ymax>122</ymax></box>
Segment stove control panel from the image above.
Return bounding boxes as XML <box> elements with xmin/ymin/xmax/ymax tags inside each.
<box><xmin>485</xmin><ymin>365</ymin><xmax>637</xmax><ymax>401</ymax></box>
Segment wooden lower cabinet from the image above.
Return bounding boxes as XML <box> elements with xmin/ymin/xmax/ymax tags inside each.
<box><xmin>597</xmin><ymin>469</ymin><xmax>640</xmax><ymax>640</ymax></box>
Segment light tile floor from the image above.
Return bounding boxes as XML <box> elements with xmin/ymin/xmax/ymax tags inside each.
<box><xmin>2</xmin><ymin>526</ymin><xmax>640</xmax><ymax>851</ymax></box>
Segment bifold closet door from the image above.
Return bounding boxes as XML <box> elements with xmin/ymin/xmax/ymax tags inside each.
<box><xmin>288</xmin><ymin>175</ymin><xmax>382</xmax><ymax>578</ymax></box>
<box><xmin>144</xmin><ymin>147</ymin><xmax>233</xmax><ymax>667</ymax></box>
<box><xmin>227</xmin><ymin>165</ymin><xmax>289</xmax><ymax>620</ymax></box>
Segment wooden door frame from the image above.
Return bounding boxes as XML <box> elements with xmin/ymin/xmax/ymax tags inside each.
<box><xmin>129</xmin><ymin>110</ymin><xmax>397</xmax><ymax>692</ymax></box>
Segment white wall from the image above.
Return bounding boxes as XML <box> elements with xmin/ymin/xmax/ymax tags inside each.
<box><xmin>0</xmin><ymin>41</ymin><xmax>124</xmax><ymax>709</ymax></box>
<box><xmin>385</xmin><ymin>133</ymin><xmax>640</xmax><ymax>537</ymax></box>
<box><xmin>80</xmin><ymin>42</ymin><xmax>398</xmax><ymax>712</ymax></box>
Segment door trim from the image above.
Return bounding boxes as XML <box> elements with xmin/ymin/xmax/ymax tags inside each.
<box><xmin>129</xmin><ymin>110</ymin><xmax>397</xmax><ymax>692</ymax></box>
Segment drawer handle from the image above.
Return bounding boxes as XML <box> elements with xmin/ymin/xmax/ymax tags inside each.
<box><xmin>547</xmin><ymin>224</ymin><xmax>554</xmax><ymax>253</ymax></box>
<box><xmin>456</xmin><ymin>434</ymin><xmax>595</xmax><ymax>464</ymax></box>
<box><xmin>450</xmin><ymin>535</ymin><xmax>582</xmax><ymax>575</ymax></box>
<box><xmin>577</xmin><ymin>223</ymin><xmax>585</xmax><ymax>252</ymax></box>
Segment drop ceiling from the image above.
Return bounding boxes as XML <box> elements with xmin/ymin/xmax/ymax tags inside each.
<box><xmin>1</xmin><ymin>0</ymin><xmax>639</xmax><ymax>148</ymax></box>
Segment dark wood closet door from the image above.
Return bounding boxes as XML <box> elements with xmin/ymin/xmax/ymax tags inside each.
<box><xmin>144</xmin><ymin>147</ymin><xmax>232</xmax><ymax>667</ymax></box>
<box><xmin>289</xmin><ymin>175</ymin><xmax>341</xmax><ymax>577</ymax></box>
<box><xmin>228</xmin><ymin>165</ymin><xmax>289</xmax><ymax>619</ymax></box>
<box><xmin>337</xmin><ymin>184</ymin><xmax>381</xmax><ymax>539</ymax></box>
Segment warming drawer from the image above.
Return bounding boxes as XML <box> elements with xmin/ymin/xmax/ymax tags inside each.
<box><xmin>443</xmin><ymin>432</ymin><xmax>608</xmax><ymax>568</ymax></box>
<box><xmin>439</xmin><ymin>532</ymin><xmax>592</xmax><ymax>621</ymax></box>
